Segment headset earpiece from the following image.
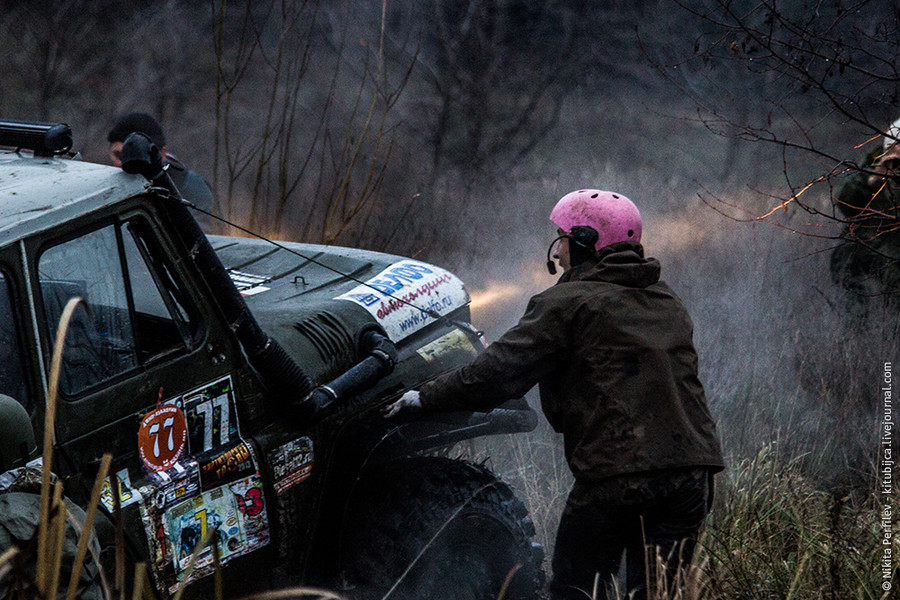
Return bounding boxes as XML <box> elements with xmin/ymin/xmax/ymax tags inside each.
<box><xmin>569</xmin><ymin>225</ymin><xmax>599</xmax><ymax>250</ymax></box>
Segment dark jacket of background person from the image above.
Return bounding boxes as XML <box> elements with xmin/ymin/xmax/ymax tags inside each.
<box><xmin>420</xmin><ymin>241</ymin><xmax>725</xmax><ymax>481</ymax></box>
<box><xmin>835</xmin><ymin>147</ymin><xmax>900</xmax><ymax>223</ymax></box>
<box><xmin>166</xmin><ymin>154</ymin><xmax>215</xmax><ymax>231</ymax></box>
<box><xmin>830</xmin><ymin>147</ymin><xmax>900</xmax><ymax>310</ymax></box>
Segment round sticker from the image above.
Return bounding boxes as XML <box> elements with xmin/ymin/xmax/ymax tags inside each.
<box><xmin>138</xmin><ymin>404</ymin><xmax>188</xmax><ymax>472</ymax></box>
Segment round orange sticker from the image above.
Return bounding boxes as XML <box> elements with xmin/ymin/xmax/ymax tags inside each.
<box><xmin>138</xmin><ymin>404</ymin><xmax>188</xmax><ymax>472</ymax></box>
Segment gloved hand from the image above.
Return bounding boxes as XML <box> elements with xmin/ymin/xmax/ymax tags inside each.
<box><xmin>383</xmin><ymin>390</ymin><xmax>422</xmax><ymax>418</ymax></box>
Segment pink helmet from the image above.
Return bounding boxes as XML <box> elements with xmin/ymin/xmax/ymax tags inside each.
<box><xmin>549</xmin><ymin>189</ymin><xmax>642</xmax><ymax>251</ymax></box>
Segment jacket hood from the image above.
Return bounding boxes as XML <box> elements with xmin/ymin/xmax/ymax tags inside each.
<box><xmin>558</xmin><ymin>241</ymin><xmax>660</xmax><ymax>288</ymax></box>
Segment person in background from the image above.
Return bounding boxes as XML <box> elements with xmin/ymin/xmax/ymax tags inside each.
<box><xmin>385</xmin><ymin>189</ymin><xmax>725</xmax><ymax>600</ymax></box>
<box><xmin>107</xmin><ymin>112</ymin><xmax>214</xmax><ymax>231</ymax></box>
<box><xmin>830</xmin><ymin>117</ymin><xmax>900</xmax><ymax>317</ymax></box>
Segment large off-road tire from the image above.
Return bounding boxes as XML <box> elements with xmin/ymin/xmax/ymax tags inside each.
<box><xmin>342</xmin><ymin>456</ymin><xmax>544</xmax><ymax>600</ymax></box>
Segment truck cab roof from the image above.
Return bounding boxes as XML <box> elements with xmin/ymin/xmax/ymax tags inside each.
<box><xmin>0</xmin><ymin>151</ymin><xmax>149</xmax><ymax>247</ymax></box>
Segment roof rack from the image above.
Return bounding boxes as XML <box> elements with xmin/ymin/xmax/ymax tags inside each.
<box><xmin>0</xmin><ymin>119</ymin><xmax>73</xmax><ymax>157</ymax></box>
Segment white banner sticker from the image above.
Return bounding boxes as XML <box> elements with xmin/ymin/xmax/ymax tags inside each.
<box><xmin>336</xmin><ymin>260</ymin><xmax>470</xmax><ymax>341</ymax></box>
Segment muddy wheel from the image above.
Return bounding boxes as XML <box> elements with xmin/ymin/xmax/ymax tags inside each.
<box><xmin>342</xmin><ymin>456</ymin><xmax>543</xmax><ymax>600</ymax></box>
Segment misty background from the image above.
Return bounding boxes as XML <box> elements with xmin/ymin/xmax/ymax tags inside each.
<box><xmin>2</xmin><ymin>0</ymin><xmax>898</xmax><ymax>544</ymax></box>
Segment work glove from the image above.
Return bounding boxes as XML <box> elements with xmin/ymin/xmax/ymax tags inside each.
<box><xmin>383</xmin><ymin>390</ymin><xmax>422</xmax><ymax>418</ymax></box>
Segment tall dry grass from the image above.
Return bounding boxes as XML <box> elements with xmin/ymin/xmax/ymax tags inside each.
<box><xmin>3</xmin><ymin>377</ymin><xmax>895</xmax><ymax>600</ymax></box>
<box><xmin>462</xmin><ymin>434</ymin><xmax>895</xmax><ymax>600</ymax></box>
<box><xmin>698</xmin><ymin>445</ymin><xmax>894</xmax><ymax>600</ymax></box>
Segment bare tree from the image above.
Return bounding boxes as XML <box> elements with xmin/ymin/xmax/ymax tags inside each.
<box><xmin>0</xmin><ymin>0</ymin><xmax>147</xmax><ymax>121</ymax></box>
<box><xmin>386</xmin><ymin>0</ymin><xmax>594</xmax><ymax>184</ymax></box>
<box><xmin>658</xmin><ymin>0</ymin><xmax>900</xmax><ymax>303</ymax></box>
<box><xmin>210</xmin><ymin>0</ymin><xmax>411</xmax><ymax>244</ymax></box>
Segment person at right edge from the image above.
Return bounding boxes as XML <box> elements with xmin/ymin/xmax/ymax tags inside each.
<box><xmin>385</xmin><ymin>189</ymin><xmax>725</xmax><ymax>600</ymax></box>
<box><xmin>830</xmin><ymin>117</ymin><xmax>900</xmax><ymax>317</ymax></box>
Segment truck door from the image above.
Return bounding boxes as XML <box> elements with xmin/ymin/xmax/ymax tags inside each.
<box><xmin>31</xmin><ymin>211</ymin><xmax>272</xmax><ymax>593</ymax></box>
<box><xmin>34</xmin><ymin>216</ymin><xmax>219</xmax><ymax>445</ymax></box>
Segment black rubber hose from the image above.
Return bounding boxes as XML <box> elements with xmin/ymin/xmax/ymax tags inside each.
<box><xmin>292</xmin><ymin>329</ymin><xmax>397</xmax><ymax>426</ymax></box>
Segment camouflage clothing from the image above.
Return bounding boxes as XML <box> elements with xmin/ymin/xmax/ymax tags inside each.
<box><xmin>420</xmin><ymin>241</ymin><xmax>725</xmax><ymax>480</ymax></box>
<box><xmin>830</xmin><ymin>148</ymin><xmax>900</xmax><ymax>311</ymax></box>
<box><xmin>0</xmin><ymin>462</ymin><xmax>43</xmax><ymax>494</ymax></box>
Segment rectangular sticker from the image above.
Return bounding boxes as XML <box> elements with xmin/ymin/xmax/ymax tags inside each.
<box><xmin>178</xmin><ymin>377</ymin><xmax>241</xmax><ymax>456</ymax></box>
<box><xmin>167</xmin><ymin>485</ymin><xmax>246</xmax><ymax>571</ymax></box>
<box><xmin>228</xmin><ymin>269</ymin><xmax>271</xmax><ymax>296</ymax></box>
<box><xmin>230</xmin><ymin>476</ymin><xmax>270</xmax><ymax>551</ymax></box>
<box><xmin>268</xmin><ymin>437</ymin><xmax>314</xmax><ymax>495</ymax></box>
<box><xmin>199</xmin><ymin>441</ymin><xmax>257</xmax><ymax>491</ymax></box>
<box><xmin>99</xmin><ymin>468</ymin><xmax>143</xmax><ymax>512</ymax></box>
<box><xmin>146</xmin><ymin>459</ymin><xmax>202</xmax><ymax>509</ymax></box>
<box><xmin>416</xmin><ymin>329</ymin><xmax>478</xmax><ymax>364</ymax></box>
<box><xmin>336</xmin><ymin>260</ymin><xmax>470</xmax><ymax>341</ymax></box>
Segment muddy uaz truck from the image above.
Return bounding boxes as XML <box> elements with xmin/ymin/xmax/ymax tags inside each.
<box><xmin>0</xmin><ymin>120</ymin><xmax>543</xmax><ymax>599</ymax></box>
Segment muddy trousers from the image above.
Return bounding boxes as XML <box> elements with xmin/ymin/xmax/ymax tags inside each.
<box><xmin>549</xmin><ymin>468</ymin><xmax>711</xmax><ymax>600</ymax></box>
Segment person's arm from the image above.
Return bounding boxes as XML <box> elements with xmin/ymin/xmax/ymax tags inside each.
<box><xmin>419</xmin><ymin>289</ymin><xmax>572</xmax><ymax>413</ymax></box>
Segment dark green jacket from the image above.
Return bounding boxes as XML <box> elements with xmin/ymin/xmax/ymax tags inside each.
<box><xmin>168</xmin><ymin>157</ymin><xmax>214</xmax><ymax>231</ymax></box>
<box><xmin>420</xmin><ymin>242</ymin><xmax>725</xmax><ymax>480</ymax></box>
<box><xmin>830</xmin><ymin>149</ymin><xmax>900</xmax><ymax>302</ymax></box>
<box><xmin>835</xmin><ymin>148</ymin><xmax>900</xmax><ymax>229</ymax></box>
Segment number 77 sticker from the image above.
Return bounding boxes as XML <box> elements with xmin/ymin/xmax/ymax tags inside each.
<box><xmin>139</xmin><ymin>404</ymin><xmax>188</xmax><ymax>472</ymax></box>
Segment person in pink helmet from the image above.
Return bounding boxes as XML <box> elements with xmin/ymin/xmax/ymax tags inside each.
<box><xmin>386</xmin><ymin>189</ymin><xmax>724</xmax><ymax>600</ymax></box>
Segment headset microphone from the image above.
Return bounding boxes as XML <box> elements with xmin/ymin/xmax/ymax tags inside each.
<box><xmin>546</xmin><ymin>235</ymin><xmax>565</xmax><ymax>275</ymax></box>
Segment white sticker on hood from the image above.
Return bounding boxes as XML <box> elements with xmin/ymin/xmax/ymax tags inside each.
<box><xmin>228</xmin><ymin>269</ymin><xmax>271</xmax><ymax>296</ymax></box>
<box><xmin>336</xmin><ymin>260</ymin><xmax>470</xmax><ymax>341</ymax></box>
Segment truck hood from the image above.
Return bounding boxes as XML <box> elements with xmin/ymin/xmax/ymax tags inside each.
<box><xmin>209</xmin><ymin>235</ymin><xmax>471</xmax><ymax>348</ymax></box>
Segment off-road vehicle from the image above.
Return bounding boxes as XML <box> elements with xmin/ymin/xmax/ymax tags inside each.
<box><xmin>0</xmin><ymin>120</ymin><xmax>542</xmax><ymax>599</ymax></box>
